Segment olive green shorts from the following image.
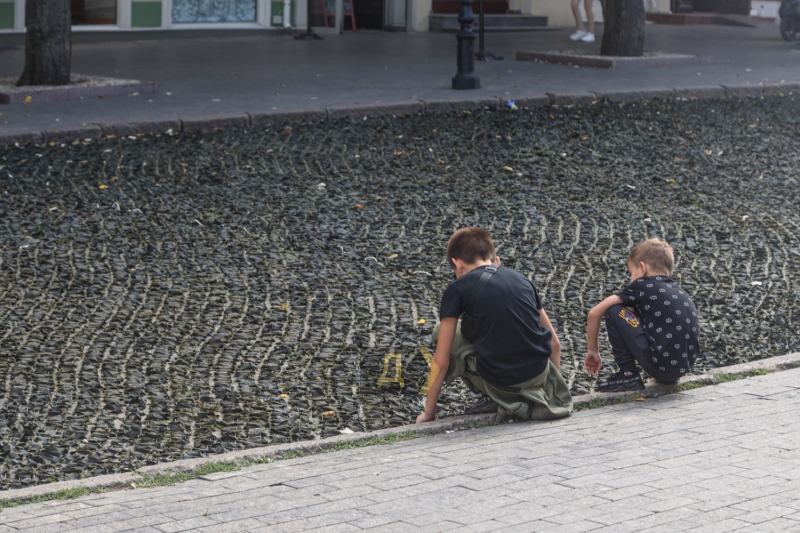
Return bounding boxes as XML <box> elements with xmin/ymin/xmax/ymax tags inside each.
<box><xmin>432</xmin><ymin>322</ymin><xmax>573</xmax><ymax>422</ymax></box>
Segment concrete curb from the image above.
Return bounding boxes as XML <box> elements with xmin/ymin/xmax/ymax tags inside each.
<box><xmin>0</xmin><ymin>81</ymin><xmax>158</xmax><ymax>105</ymax></box>
<box><xmin>422</xmin><ymin>97</ymin><xmax>500</xmax><ymax>113</ymax></box>
<box><xmin>181</xmin><ymin>113</ymin><xmax>250</xmax><ymax>133</ymax></box>
<box><xmin>327</xmin><ymin>100</ymin><xmax>425</xmax><ymax>119</ymax></box>
<box><xmin>2</xmin><ymin>351</ymin><xmax>799</xmax><ymax>504</ymax></box>
<box><xmin>547</xmin><ymin>91</ymin><xmax>598</xmax><ymax>106</ymax></box>
<box><xmin>593</xmin><ymin>87</ymin><xmax>676</xmax><ymax>103</ymax></box>
<box><xmin>3</xmin><ymin>82</ymin><xmax>799</xmax><ymax>147</ymax></box>
<box><xmin>673</xmin><ymin>85</ymin><xmax>728</xmax><ymax>100</ymax></box>
<box><xmin>515</xmin><ymin>51</ymin><xmax>709</xmax><ymax>69</ymax></box>
<box><xmin>250</xmin><ymin>109</ymin><xmax>328</xmax><ymax>126</ymax></box>
<box><xmin>99</xmin><ymin>119</ymin><xmax>182</xmax><ymax>137</ymax></box>
<box><xmin>44</xmin><ymin>125</ymin><xmax>104</xmax><ymax>143</ymax></box>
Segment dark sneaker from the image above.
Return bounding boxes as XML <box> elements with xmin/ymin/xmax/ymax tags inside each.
<box><xmin>465</xmin><ymin>396</ymin><xmax>499</xmax><ymax>414</ymax></box>
<box><xmin>597</xmin><ymin>368</ymin><xmax>645</xmax><ymax>392</ymax></box>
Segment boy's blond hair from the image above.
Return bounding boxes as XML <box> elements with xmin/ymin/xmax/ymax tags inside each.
<box><xmin>628</xmin><ymin>238</ymin><xmax>674</xmax><ymax>276</ymax></box>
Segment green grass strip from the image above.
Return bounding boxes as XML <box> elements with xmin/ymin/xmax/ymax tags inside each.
<box><xmin>676</xmin><ymin>381</ymin><xmax>706</xmax><ymax>392</ymax></box>
<box><xmin>0</xmin><ymin>431</ymin><xmax>424</xmax><ymax>509</ymax></box>
<box><xmin>1</xmin><ymin>486</ymin><xmax>92</xmax><ymax>510</ymax></box>
<box><xmin>715</xmin><ymin>368</ymin><xmax>773</xmax><ymax>383</ymax></box>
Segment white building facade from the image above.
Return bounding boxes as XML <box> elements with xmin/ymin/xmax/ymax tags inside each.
<box><xmin>0</xmin><ymin>0</ymin><xmax>671</xmax><ymax>34</ymax></box>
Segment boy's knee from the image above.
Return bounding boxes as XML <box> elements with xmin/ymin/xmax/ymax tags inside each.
<box><xmin>431</xmin><ymin>323</ymin><xmax>441</xmax><ymax>346</ymax></box>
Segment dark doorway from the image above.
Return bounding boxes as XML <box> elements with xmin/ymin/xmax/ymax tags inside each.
<box><xmin>353</xmin><ymin>0</ymin><xmax>383</xmax><ymax>29</ymax></box>
<box><xmin>72</xmin><ymin>0</ymin><xmax>117</xmax><ymax>24</ymax></box>
<box><xmin>432</xmin><ymin>0</ymin><xmax>507</xmax><ymax>13</ymax></box>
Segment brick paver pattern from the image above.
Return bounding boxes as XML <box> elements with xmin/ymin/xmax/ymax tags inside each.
<box><xmin>2</xmin><ymin>368</ymin><xmax>800</xmax><ymax>532</ymax></box>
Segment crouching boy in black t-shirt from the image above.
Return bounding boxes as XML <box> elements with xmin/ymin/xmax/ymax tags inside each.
<box><xmin>584</xmin><ymin>238</ymin><xmax>700</xmax><ymax>392</ymax></box>
<box><xmin>416</xmin><ymin>227</ymin><xmax>572</xmax><ymax>424</ymax></box>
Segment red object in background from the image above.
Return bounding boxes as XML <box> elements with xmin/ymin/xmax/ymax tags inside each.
<box><xmin>320</xmin><ymin>0</ymin><xmax>358</xmax><ymax>31</ymax></box>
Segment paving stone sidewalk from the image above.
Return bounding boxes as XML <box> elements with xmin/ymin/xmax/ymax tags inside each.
<box><xmin>3</xmin><ymin>368</ymin><xmax>800</xmax><ymax>532</ymax></box>
<box><xmin>2</xmin><ymin>23</ymin><xmax>800</xmax><ymax>136</ymax></box>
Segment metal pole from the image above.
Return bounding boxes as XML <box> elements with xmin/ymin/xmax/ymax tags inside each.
<box><xmin>475</xmin><ymin>0</ymin><xmax>503</xmax><ymax>61</ymax></box>
<box><xmin>284</xmin><ymin>0</ymin><xmax>292</xmax><ymax>28</ymax></box>
<box><xmin>479</xmin><ymin>0</ymin><xmax>484</xmax><ymax>55</ymax></box>
<box><xmin>452</xmin><ymin>0</ymin><xmax>480</xmax><ymax>89</ymax></box>
<box><xmin>294</xmin><ymin>0</ymin><xmax>323</xmax><ymax>39</ymax></box>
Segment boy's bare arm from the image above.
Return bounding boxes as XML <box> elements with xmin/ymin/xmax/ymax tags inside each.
<box><xmin>584</xmin><ymin>295</ymin><xmax>624</xmax><ymax>376</ymax></box>
<box><xmin>538</xmin><ymin>308</ymin><xmax>561</xmax><ymax>370</ymax></box>
<box><xmin>417</xmin><ymin>317</ymin><xmax>457</xmax><ymax>423</ymax></box>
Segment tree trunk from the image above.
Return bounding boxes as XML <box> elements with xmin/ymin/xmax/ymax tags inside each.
<box><xmin>600</xmin><ymin>0</ymin><xmax>645</xmax><ymax>57</ymax></box>
<box><xmin>17</xmin><ymin>0</ymin><xmax>72</xmax><ymax>87</ymax></box>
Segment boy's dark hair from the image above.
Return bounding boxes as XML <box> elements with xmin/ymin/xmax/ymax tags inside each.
<box><xmin>628</xmin><ymin>238</ymin><xmax>674</xmax><ymax>276</ymax></box>
<box><xmin>447</xmin><ymin>227</ymin><xmax>496</xmax><ymax>266</ymax></box>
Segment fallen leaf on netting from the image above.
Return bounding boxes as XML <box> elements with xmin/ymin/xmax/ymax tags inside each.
<box><xmin>284</xmin><ymin>126</ymin><xmax>292</xmax><ymax>133</ymax></box>
<box><xmin>388</xmin><ymin>254</ymin><xmax>398</xmax><ymax>259</ymax></box>
<box><xmin>98</xmin><ymin>185</ymin><xmax>108</xmax><ymax>189</ymax></box>
<box><xmin>502</xmin><ymin>166</ymin><xmax>514</xmax><ymax>172</ymax></box>
<box><xmin>674</xmin><ymin>157</ymin><xmax>682</xmax><ymax>162</ymax></box>
<box><xmin>581</xmin><ymin>136</ymin><xmax>589</xmax><ymax>141</ymax></box>
<box><xmin>322</xmin><ymin>411</ymin><xmax>335</xmax><ymax>416</ymax></box>
<box><xmin>394</xmin><ymin>151</ymin><xmax>404</xmax><ymax>156</ymax></box>
<box><xmin>704</xmin><ymin>150</ymin><xmax>712</xmax><ymax>155</ymax></box>
<box><xmin>280</xmin><ymin>394</ymin><xmax>289</xmax><ymax>399</ymax></box>
<box><xmin>281</xmin><ymin>303</ymin><xmax>288</xmax><ymax>309</ymax></box>
<box><xmin>352</xmin><ymin>204</ymin><xmax>363</xmax><ymax>209</ymax></box>
<box><xmin>418</xmin><ymin>319</ymin><xmax>426</xmax><ymax>324</ymax></box>
<box><xmin>339</xmin><ymin>428</ymin><xmax>354</xmax><ymax>434</ymax></box>
<box><xmin>634</xmin><ymin>398</ymin><xmax>647</xmax><ymax>402</ymax></box>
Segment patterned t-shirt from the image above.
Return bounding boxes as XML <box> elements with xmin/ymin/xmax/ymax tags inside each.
<box><xmin>616</xmin><ymin>276</ymin><xmax>700</xmax><ymax>376</ymax></box>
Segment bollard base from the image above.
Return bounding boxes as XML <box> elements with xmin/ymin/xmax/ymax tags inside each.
<box><xmin>452</xmin><ymin>74</ymin><xmax>480</xmax><ymax>90</ymax></box>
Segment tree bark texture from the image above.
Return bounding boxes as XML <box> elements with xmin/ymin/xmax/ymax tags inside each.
<box><xmin>18</xmin><ymin>0</ymin><xmax>72</xmax><ymax>86</ymax></box>
<box><xmin>600</xmin><ymin>0</ymin><xmax>645</xmax><ymax>57</ymax></box>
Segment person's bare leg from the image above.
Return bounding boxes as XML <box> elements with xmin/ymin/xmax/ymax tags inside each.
<box><xmin>571</xmin><ymin>0</ymin><xmax>586</xmax><ymax>32</ymax></box>
<box><xmin>585</xmin><ymin>0</ymin><xmax>594</xmax><ymax>34</ymax></box>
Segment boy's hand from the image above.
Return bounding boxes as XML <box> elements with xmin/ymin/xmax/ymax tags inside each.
<box><xmin>416</xmin><ymin>412</ymin><xmax>435</xmax><ymax>424</ymax></box>
<box><xmin>584</xmin><ymin>350</ymin><xmax>602</xmax><ymax>376</ymax></box>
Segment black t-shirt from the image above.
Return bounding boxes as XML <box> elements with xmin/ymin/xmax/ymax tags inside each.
<box><xmin>439</xmin><ymin>265</ymin><xmax>552</xmax><ymax>387</ymax></box>
<box><xmin>616</xmin><ymin>276</ymin><xmax>700</xmax><ymax>376</ymax></box>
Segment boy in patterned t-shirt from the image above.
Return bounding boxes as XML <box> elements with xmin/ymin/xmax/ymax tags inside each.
<box><xmin>584</xmin><ymin>238</ymin><xmax>700</xmax><ymax>392</ymax></box>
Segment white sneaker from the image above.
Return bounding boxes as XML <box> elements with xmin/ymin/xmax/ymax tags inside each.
<box><xmin>581</xmin><ymin>32</ymin><xmax>596</xmax><ymax>42</ymax></box>
<box><xmin>570</xmin><ymin>30</ymin><xmax>588</xmax><ymax>41</ymax></box>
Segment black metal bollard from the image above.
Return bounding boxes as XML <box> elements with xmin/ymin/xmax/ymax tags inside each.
<box><xmin>452</xmin><ymin>0</ymin><xmax>480</xmax><ymax>90</ymax></box>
